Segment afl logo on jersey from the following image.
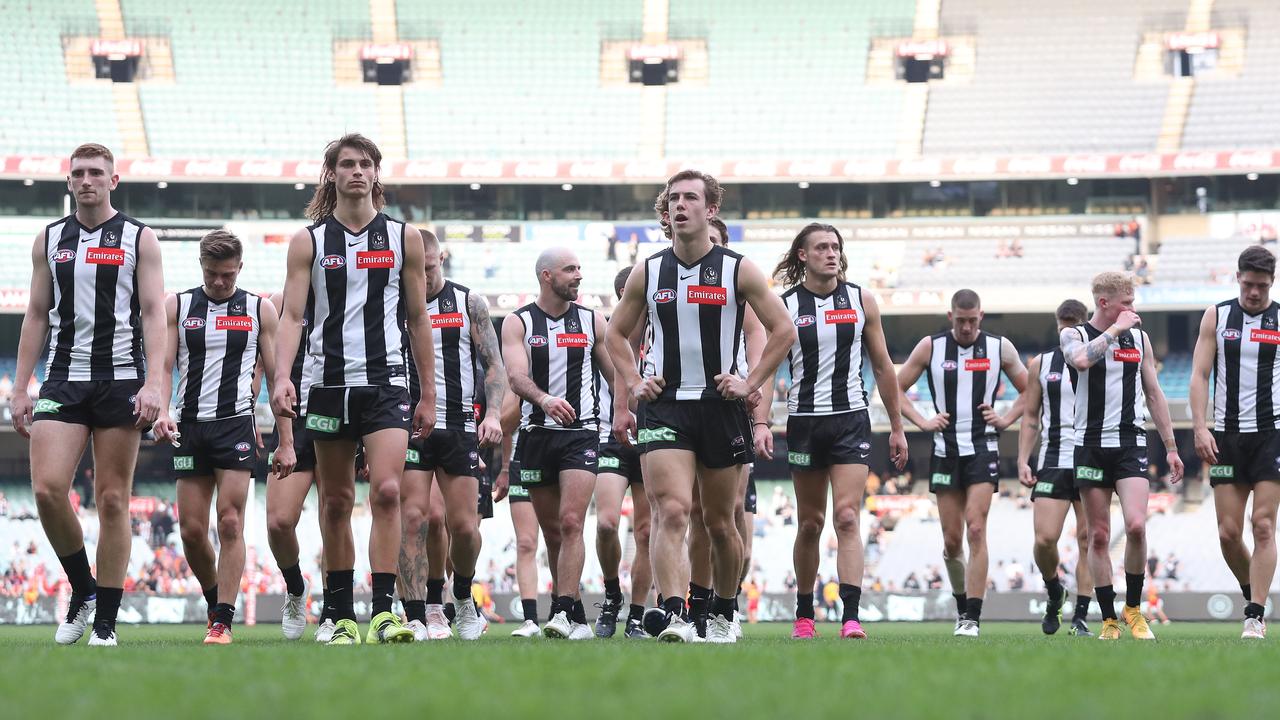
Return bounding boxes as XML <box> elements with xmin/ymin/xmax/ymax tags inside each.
<box><xmin>235</xmin><ymin>442</ymin><xmax>252</xmax><ymax>453</ymax></box>
<box><xmin>1221</xmin><ymin>329</ymin><xmax>1242</xmax><ymax>341</ymax></box>
<box><xmin>182</xmin><ymin>317</ymin><xmax>206</xmax><ymax>330</ymax></box>
<box><xmin>528</xmin><ymin>335</ymin><xmax>548</xmax><ymax>347</ymax></box>
<box><xmin>1046</xmin><ymin>372</ymin><xmax>1062</xmax><ymax>382</ymax></box>
<box><xmin>795</xmin><ymin>315</ymin><xmax>816</xmax><ymax>327</ymax></box>
<box><xmin>320</xmin><ymin>254</ymin><xmax>346</xmax><ymax>270</ymax></box>
<box><xmin>53</xmin><ymin>249</ymin><xmax>76</xmax><ymax>263</ymax></box>
<box><xmin>652</xmin><ymin>289</ymin><xmax>676</xmax><ymax>304</ymax></box>
<box><xmin>941</xmin><ymin>360</ymin><xmax>958</xmax><ymax>371</ymax></box>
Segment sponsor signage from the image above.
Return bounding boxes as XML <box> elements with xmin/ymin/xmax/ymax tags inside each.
<box><xmin>215</xmin><ymin>316</ymin><xmax>253</xmax><ymax>332</ymax></box>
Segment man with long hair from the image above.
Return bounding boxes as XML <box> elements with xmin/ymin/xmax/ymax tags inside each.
<box><xmin>272</xmin><ymin>134</ymin><xmax>437</xmax><ymax>645</ymax></box>
<box><xmin>9</xmin><ymin>143</ymin><xmax>167</xmax><ymax>646</ymax></box>
<box><xmin>772</xmin><ymin>223</ymin><xmax>908</xmax><ymax>640</ymax></box>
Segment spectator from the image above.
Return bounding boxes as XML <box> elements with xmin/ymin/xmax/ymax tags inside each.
<box><xmin>628</xmin><ymin>232</ymin><xmax>640</xmax><ymax>264</ymax></box>
<box><xmin>783</xmin><ymin>570</ymin><xmax>797</xmax><ymax>592</ymax></box>
<box><xmin>925</xmin><ymin>565</ymin><xmax>944</xmax><ymax>590</ymax></box>
<box><xmin>903</xmin><ymin>572</ymin><xmax>921</xmax><ymax>591</ymax></box>
<box><xmin>0</xmin><ymin>372</ymin><xmax>12</xmax><ymax>402</ymax></box>
<box><xmin>150</xmin><ymin>503</ymin><xmax>175</xmax><ymax>549</ymax></box>
<box><xmin>1163</xmin><ymin>552</ymin><xmax>1180</xmax><ymax>581</ymax></box>
<box><xmin>822</xmin><ymin>579</ymin><xmax>840</xmax><ymax>621</ymax></box>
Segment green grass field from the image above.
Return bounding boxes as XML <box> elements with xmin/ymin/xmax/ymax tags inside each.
<box><xmin>0</xmin><ymin>622</ymin><xmax>1274</xmax><ymax>719</ymax></box>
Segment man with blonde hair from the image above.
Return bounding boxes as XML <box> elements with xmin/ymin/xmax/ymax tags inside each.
<box><xmin>1061</xmin><ymin>271</ymin><xmax>1184</xmax><ymax>641</ymax></box>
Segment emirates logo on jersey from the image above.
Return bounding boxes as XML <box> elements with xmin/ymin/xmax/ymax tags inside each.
<box><xmin>1221</xmin><ymin>329</ymin><xmax>1242</xmax><ymax>341</ymax></box>
<box><xmin>181</xmin><ymin>317</ymin><xmax>206</xmax><ymax>330</ymax></box>
<box><xmin>795</xmin><ymin>315</ymin><xmax>816</xmax><ymax>327</ymax></box>
<box><xmin>825</xmin><ymin>309</ymin><xmax>858</xmax><ymax>324</ymax></box>
<box><xmin>557</xmin><ymin>333</ymin><xmax>590</xmax><ymax>348</ymax></box>
<box><xmin>85</xmin><ymin>247</ymin><xmax>125</xmax><ymax>266</ymax></box>
<box><xmin>356</xmin><ymin>250</ymin><xmax>395</xmax><ymax>269</ymax></box>
<box><xmin>320</xmin><ymin>254</ymin><xmax>346</xmax><ymax>270</ymax></box>
<box><xmin>1113</xmin><ymin>348</ymin><xmax>1142</xmax><ymax>363</ymax></box>
<box><xmin>1251</xmin><ymin>329</ymin><xmax>1280</xmax><ymax>345</ymax></box>
<box><xmin>431</xmin><ymin>313</ymin><xmax>464</xmax><ymax>329</ymax></box>
<box><xmin>687</xmin><ymin>286</ymin><xmax>727</xmax><ymax>305</ymax></box>
<box><xmin>528</xmin><ymin>335</ymin><xmax>548</xmax><ymax>347</ymax></box>
<box><xmin>53</xmin><ymin>249</ymin><xmax>76</xmax><ymax>263</ymax></box>
<box><xmin>965</xmin><ymin>358</ymin><xmax>991</xmax><ymax>371</ymax></box>
<box><xmin>216</xmin><ymin>316</ymin><xmax>254</xmax><ymax>332</ymax></box>
<box><xmin>652</xmin><ymin>289</ymin><xmax>676</xmax><ymax>304</ymax></box>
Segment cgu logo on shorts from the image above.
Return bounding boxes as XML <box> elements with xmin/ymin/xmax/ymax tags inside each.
<box><xmin>431</xmin><ymin>313</ymin><xmax>465</xmax><ymax>329</ymax></box>
<box><xmin>687</xmin><ymin>286</ymin><xmax>727</xmax><ymax>306</ymax></box>
<box><xmin>34</xmin><ymin>399</ymin><xmax>62</xmax><ymax>414</ymax></box>
<box><xmin>652</xmin><ymin>289</ymin><xmax>676</xmax><ymax>304</ymax></box>
<box><xmin>216</xmin><ymin>316</ymin><xmax>253</xmax><ymax>332</ymax></box>
<box><xmin>85</xmin><ymin>247</ymin><xmax>125</xmax><ymax>266</ymax></box>
<box><xmin>1208</xmin><ymin>465</ymin><xmax>1235</xmax><ymax>479</ymax></box>
<box><xmin>520</xmin><ymin>469</ymin><xmax>542</xmax><ymax>484</ymax></box>
<box><xmin>53</xmin><ymin>249</ymin><xmax>76</xmax><ymax>263</ymax></box>
<box><xmin>788</xmin><ymin>451</ymin><xmax>811</xmax><ymax>466</ymax></box>
<box><xmin>557</xmin><ymin>333</ymin><xmax>590</xmax><ymax>348</ymax></box>
<box><xmin>1075</xmin><ymin>466</ymin><xmax>1105</xmax><ymax>482</ymax></box>
<box><xmin>598</xmin><ymin>456</ymin><xmax>621</xmax><ymax>469</ymax></box>
<box><xmin>931</xmin><ymin>473</ymin><xmax>952</xmax><ymax>486</ymax></box>
<box><xmin>356</xmin><ymin>250</ymin><xmax>396</xmax><ymax>269</ymax></box>
<box><xmin>320</xmin><ymin>254</ymin><xmax>346</xmax><ymax>270</ymax></box>
<box><xmin>406</xmin><ymin>449</ymin><xmax>420</xmax><ymax>464</ymax></box>
<box><xmin>1034</xmin><ymin>481</ymin><xmax>1054</xmax><ymax>494</ymax></box>
<box><xmin>637</xmin><ymin>426</ymin><xmax>676</xmax><ymax>444</ymax></box>
<box><xmin>173</xmin><ymin>456</ymin><xmax>195</xmax><ymax>471</ymax></box>
<box><xmin>305</xmin><ymin>413</ymin><xmax>340</xmax><ymax>434</ymax></box>
<box><xmin>794</xmin><ymin>315</ymin><xmax>816</xmax><ymax>327</ymax></box>
<box><xmin>181</xmin><ymin>317</ymin><xmax>205</xmax><ymax>330</ymax></box>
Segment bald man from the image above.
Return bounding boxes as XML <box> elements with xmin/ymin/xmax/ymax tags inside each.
<box><xmin>501</xmin><ymin>247</ymin><xmax>614</xmax><ymax>640</ymax></box>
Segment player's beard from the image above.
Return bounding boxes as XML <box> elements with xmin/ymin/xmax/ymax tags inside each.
<box><xmin>553</xmin><ymin>281</ymin><xmax>579</xmax><ymax>302</ymax></box>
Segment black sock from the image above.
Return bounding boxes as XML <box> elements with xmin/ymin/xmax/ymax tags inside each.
<box><xmin>280</xmin><ymin>563</ymin><xmax>305</xmax><ymax>597</ymax></box>
<box><xmin>689</xmin><ymin>583</ymin><xmax>712</xmax><ymax>619</ymax></box>
<box><xmin>662</xmin><ymin>594</ymin><xmax>685</xmax><ymax>619</ymax></box>
<box><xmin>1074</xmin><ymin>595</ymin><xmax>1091</xmax><ymax>622</ymax></box>
<box><xmin>403</xmin><ymin>599</ymin><xmax>426</xmax><ymax>623</ymax></box>
<box><xmin>552</xmin><ymin>595</ymin><xmax>573</xmax><ymax>617</ymax></box>
<box><xmin>1045</xmin><ymin>576</ymin><xmax>1064</xmax><ymax>606</ymax></box>
<box><xmin>604</xmin><ymin>577</ymin><xmax>622</xmax><ymax>601</ymax></box>
<box><xmin>1124</xmin><ymin>572</ymin><xmax>1144</xmax><ymax>608</ymax></box>
<box><xmin>522</xmin><ymin>599</ymin><xmax>538</xmax><ymax>623</ymax></box>
<box><xmin>965</xmin><ymin>598</ymin><xmax>984</xmax><ymax>624</ymax></box>
<box><xmin>371</xmin><ymin>573</ymin><xmax>396</xmax><ymax>617</ymax></box>
<box><xmin>213</xmin><ymin>603</ymin><xmax>235</xmax><ymax>628</ymax></box>
<box><xmin>795</xmin><ymin>592</ymin><xmax>815</xmax><ymax>620</ymax></box>
<box><xmin>203</xmin><ymin>585</ymin><xmax>218</xmax><ymax>614</ymax></box>
<box><xmin>711</xmin><ymin>594</ymin><xmax>734</xmax><ymax>620</ymax></box>
<box><xmin>320</xmin><ymin>588</ymin><xmax>334</xmax><ymax>622</ymax></box>
<box><xmin>1242</xmin><ymin>583</ymin><xmax>1252</xmax><ymax>604</ymax></box>
<box><xmin>327</xmin><ymin>570</ymin><xmax>356</xmax><ymax>621</ymax></box>
<box><xmin>57</xmin><ymin>547</ymin><xmax>96</xmax><ymax>598</ymax></box>
<box><xmin>426</xmin><ymin>577</ymin><xmax>446</xmax><ymax>605</ymax></box>
<box><xmin>453</xmin><ymin>575</ymin><xmax>473</xmax><ymax>601</ymax></box>
<box><xmin>953</xmin><ymin>592</ymin><xmax>968</xmax><ymax>619</ymax></box>
<box><xmin>628</xmin><ymin>603</ymin><xmax>645</xmax><ymax>621</ymax></box>
<box><xmin>1246</xmin><ymin>602</ymin><xmax>1266</xmax><ymax>620</ymax></box>
<box><xmin>444</xmin><ymin>602</ymin><xmax>456</xmax><ymax>624</ymax></box>
<box><xmin>93</xmin><ymin>586</ymin><xmax>123</xmax><ymax>633</ymax></box>
<box><xmin>839</xmin><ymin>584</ymin><xmax>862</xmax><ymax>622</ymax></box>
<box><xmin>1096</xmin><ymin>585</ymin><xmax>1117</xmax><ymax>620</ymax></box>
<box><xmin>573</xmin><ymin>598</ymin><xmax>587</xmax><ymax>624</ymax></box>
<box><xmin>734</xmin><ymin>593</ymin><xmax>741</xmax><ymax>613</ymax></box>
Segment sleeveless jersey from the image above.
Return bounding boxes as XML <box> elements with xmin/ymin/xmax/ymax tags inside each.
<box><xmin>1036</xmin><ymin>348</ymin><xmax>1076</xmax><ymax>470</ymax></box>
<box><xmin>175</xmin><ymin>288</ymin><xmax>260</xmax><ymax>421</ymax></box>
<box><xmin>924</xmin><ymin>331</ymin><xmax>1003</xmax><ymax>457</ymax></box>
<box><xmin>514</xmin><ymin>302</ymin><xmax>599</xmax><ymax>431</ymax></box>
<box><xmin>1213</xmin><ymin>298</ymin><xmax>1280</xmax><ymax>433</ymax></box>
<box><xmin>782</xmin><ymin>281</ymin><xmax>868</xmax><ymax>415</ymax></box>
<box><xmin>1068</xmin><ymin>323</ymin><xmax>1147</xmax><ymax>448</ymax></box>
<box><xmin>408</xmin><ymin>280</ymin><xmax>477</xmax><ymax>433</ymax></box>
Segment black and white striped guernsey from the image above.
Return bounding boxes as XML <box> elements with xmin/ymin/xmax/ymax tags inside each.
<box><xmin>288</xmin><ymin>302</ymin><xmax>313</xmax><ymax>398</ymax></box>
<box><xmin>924</xmin><ymin>331</ymin><xmax>1003</xmax><ymax>457</ymax></box>
<box><xmin>1068</xmin><ymin>324</ymin><xmax>1147</xmax><ymax>448</ymax></box>
<box><xmin>302</xmin><ymin>213</ymin><xmax>408</xmax><ymax>397</ymax></box>
<box><xmin>642</xmin><ymin>244</ymin><xmax>745</xmax><ymax>401</ymax></box>
<box><xmin>782</xmin><ymin>282</ymin><xmax>867</xmax><ymax>415</ymax></box>
<box><xmin>43</xmin><ymin>212</ymin><xmax>147</xmax><ymax>382</ymax></box>
<box><xmin>1213</xmin><ymin>299</ymin><xmax>1280</xmax><ymax>433</ymax></box>
<box><xmin>175</xmin><ymin>288</ymin><xmax>261</xmax><ymax>421</ymax></box>
<box><xmin>514</xmin><ymin>302</ymin><xmax>599</xmax><ymax>431</ymax></box>
<box><xmin>407</xmin><ymin>280</ymin><xmax>477</xmax><ymax>433</ymax></box>
<box><xmin>1036</xmin><ymin>348</ymin><xmax>1076</xmax><ymax>470</ymax></box>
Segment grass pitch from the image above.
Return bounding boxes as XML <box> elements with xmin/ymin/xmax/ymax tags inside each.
<box><xmin>0</xmin><ymin>621</ymin><xmax>1274</xmax><ymax>719</ymax></box>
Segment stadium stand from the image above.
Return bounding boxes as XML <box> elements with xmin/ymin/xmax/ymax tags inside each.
<box><xmin>894</xmin><ymin>234</ymin><xmax>1135</xmax><ymax>290</ymax></box>
<box><xmin>1182</xmin><ymin>3</ymin><xmax>1280</xmax><ymax>150</ymax></box>
<box><xmin>1152</xmin><ymin>234</ymin><xmax>1252</xmax><ymax>285</ymax></box>
<box><xmin>924</xmin><ymin>0</ymin><xmax>1174</xmax><ymax>155</ymax></box>
<box><xmin>397</xmin><ymin>0</ymin><xmax>645</xmax><ymax>160</ymax></box>
<box><xmin>0</xmin><ymin>1</ymin><xmax>121</xmax><ymax>156</ymax></box>
<box><xmin>665</xmin><ymin>0</ymin><xmax>914</xmax><ymax>159</ymax></box>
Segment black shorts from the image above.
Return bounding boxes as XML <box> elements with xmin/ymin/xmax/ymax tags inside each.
<box><xmin>745</xmin><ymin>471</ymin><xmax>757</xmax><ymax>514</ymax></box>
<box><xmin>406</xmin><ymin>429</ymin><xmax>479</xmax><ymax>477</ymax></box>
<box><xmin>507</xmin><ymin>445</ymin><xmax>530</xmax><ymax>504</ymax></box>
<box><xmin>597</xmin><ymin>439</ymin><xmax>643</xmax><ymax>485</ymax></box>
<box><xmin>1210</xmin><ymin>431</ymin><xmax>1280</xmax><ymax>486</ymax></box>
<box><xmin>929</xmin><ymin>452</ymin><xmax>1000</xmax><ymax>493</ymax></box>
<box><xmin>33</xmin><ymin>379</ymin><xmax>145</xmax><ymax>429</ymax></box>
<box><xmin>786</xmin><ymin>410</ymin><xmax>873</xmax><ymax>470</ymax></box>
<box><xmin>268</xmin><ymin>416</ymin><xmax>316</xmax><ymax>474</ymax></box>
<box><xmin>516</xmin><ymin>427</ymin><xmax>598</xmax><ymax>488</ymax></box>
<box><xmin>636</xmin><ymin>398</ymin><xmax>754</xmax><ymax>470</ymax></box>
<box><xmin>1073</xmin><ymin>445</ymin><xmax>1148</xmax><ymax>489</ymax></box>
<box><xmin>304</xmin><ymin>385</ymin><xmax>411</xmax><ymax>441</ymax></box>
<box><xmin>1031</xmin><ymin>467</ymin><xmax>1080</xmax><ymax>501</ymax></box>
<box><xmin>172</xmin><ymin>416</ymin><xmax>258</xmax><ymax>478</ymax></box>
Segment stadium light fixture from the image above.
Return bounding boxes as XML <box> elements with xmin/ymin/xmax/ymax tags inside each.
<box><xmin>561</xmin><ymin>183</ymin><xmax>573</xmax><ymax>191</ymax></box>
<box><xmin>157</xmin><ymin>181</ymin><xmax>168</xmax><ymax>189</ymax></box>
<box><xmin>23</xmin><ymin>178</ymin><xmax>34</xmax><ymax>186</ymax></box>
<box><xmin>1067</xmin><ymin>177</ymin><xmax>1079</xmax><ymax>186</ymax></box>
<box><xmin>1247</xmin><ymin>172</ymin><xmax>1259</xmax><ymax>181</ymax></box>
<box><xmin>929</xmin><ymin>180</ymin><xmax>941</xmax><ymax>188</ymax></box>
<box><xmin>798</xmin><ymin>181</ymin><xmax>810</xmax><ymax>189</ymax></box>
<box><xmin>470</xmin><ymin>183</ymin><xmax>482</xmax><ymax>191</ymax></box>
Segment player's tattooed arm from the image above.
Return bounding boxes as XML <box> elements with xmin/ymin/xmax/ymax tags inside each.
<box><xmin>468</xmin><ymin>292</ymin><xmax>508</xmax><ymax>409</ymax></box>
<box><xmin>1060</xmin><ymin>326</ymin><xmax>1112</xmax><ymax>370</ymax></box>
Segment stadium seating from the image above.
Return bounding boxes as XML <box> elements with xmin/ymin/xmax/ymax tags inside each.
<box><xmin>924</xmin><ymin>0</ymin><xmax>1173</xmax><ymax>155</ymax></box>
<box><xmin>397</xmin><ymin>0</ymin><xmax>644</xmax><ymax>160</ymax></box>
<box><xmin>665</xmin><ymin>0</ymin><xmax>914</xmax><ymax>159</ymax></box>
<box><xmin>1183</xmin><ymin>3</ymin><xmax>1280</xmax><ymax>150</ymax></box>
<box><xmin>122</xmin><ymin>0</ymin><xmax>376</xmax><ymax>158</ymax></box>
<box><xmin>1153</xmin><ymin>235</ymin><xmax>1251</xmax><ymax>286</ymax></box>
<box><xmin>894</xmin><ymin>235</ymin><xmax>1135</xmax><ymax>291</ymax></box>
<box><xmin>0</xmin><ymin>0</ymin><xmax>121</xmax><ymax>156</ymax></box>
